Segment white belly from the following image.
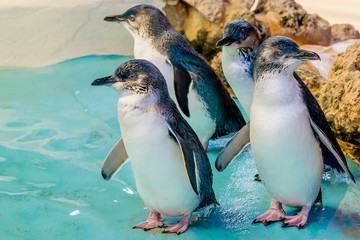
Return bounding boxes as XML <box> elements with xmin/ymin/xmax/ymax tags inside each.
<box><xmin>118</xmin><ymin>107</ymin><xmax>199</xmax><ymax>216</ymax></box>
<box><xmin>134</xmin><ymin>40</ymin><xmax>215</xmax><ymax>143</ymax></box>
<box><xmin>250</xmin><ymin>92</ymin><xmax>323</xmax><ymax>207</ymax></box>
<box><xmin>185</xmin><ymin>86</ymin><xmax>216</xmax><ymax>143</ymax></box>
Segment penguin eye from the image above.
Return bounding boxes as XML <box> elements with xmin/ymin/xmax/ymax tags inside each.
<box><xmin>128</xmin><ymin>73</ymin><xmax>136</xmax><ymax>80</ymax></box>
<box><xmin>274</xmin><ymin>51</ymin><xmax>283</xmax><ymax>58</ymax></box>
<box><xmin>129</xmin><ymin>15</ymin><xmax>135</xmax><ymax>22</ymax></box>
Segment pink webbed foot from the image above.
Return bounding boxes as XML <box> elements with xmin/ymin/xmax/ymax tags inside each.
<box><xmin>163</xmin><ymin>214</ymin><xmax>191</xmax><ymax>235</ymax></box>
<box><xmin>133</xmin><ymin>211</ymin><xmax>163</xmax><ymax>231</ymax></box>
<box><xmin>282</xmin><ymin>205</ymin><xmax>311</xmax><ymax>229</ymax></box>
<box><xmin>253</xmin><ymin>200</ymin><xmax>285</xmax><ymax>226</ymax></box>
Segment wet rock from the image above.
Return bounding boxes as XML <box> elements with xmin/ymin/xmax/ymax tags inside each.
<box><xmin>318</xmin><ymin>42</ymin><xmax>360</xmax><ymax>165</ymax></box>
<box><xmin>331</xmin><ymin>24</ymin><xmax>360</xmax><ymax>44</ymax></box>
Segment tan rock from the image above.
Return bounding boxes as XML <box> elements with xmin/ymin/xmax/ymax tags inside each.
<box><xmin>183</xmin><ymin>0</ymin><xmax>225</xmax><ymax>23</ymax></box>
<box><xmin>331</xmin><ymin>24</ymin><xmax>360</xmax><ymax>44</ymax></box>
<box><xmin>163</xmin><ymin>1</ymin><xmax>223</xmax><ymax>61</ymax></box>
<box><xmin>295</xmin><ymin>68</ymin><xmax>326</xmax><ymax>98</ymax></box>
<box><xmin>254</xmin><ymin>0</ymin><xmax>331</xmax><ymax>46</ymax></box>
<box><xmin>318</xmin><ymin>42</ymin><xmax>360</xmax><ymax>147</ymax></box>
<box><xmin>300</xmin><ymin>39</ymin><xmax>358</xmax><ymax>79</ymax></box>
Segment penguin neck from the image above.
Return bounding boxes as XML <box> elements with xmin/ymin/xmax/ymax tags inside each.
<box><xmin>253</xmin><ymin>69</ymin><xmax>302</xmax><ymax>106</ymax></box>
<box><xmin>222</xmin><ymin>46</ymin><xmax>255</xmax><ymax>77</ymax></box>
<box><xmin>222</xmin><ymin>46</ymin><xmax>255</xmax><ymax>68</ymax></box>
<box><xmin>117</xmin><ymin>92</ymin><xmax>159</xmax><ymax>117</ymax></box>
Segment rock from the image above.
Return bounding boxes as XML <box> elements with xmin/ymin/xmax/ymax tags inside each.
<box><xmin>163</xmin><ymin>1</ymin><xmax>223</xmax><ymax>61</ymax></box>
<box><xmin>300</xmin><ymin>39</ymin><xmax>358</xmax><ymax>79</ymax></box>
<box><xmin>163</xmin><ymin>0</ymin><xmax>333</xmax><ymax>63</ymax></box>
<box><xmin>331</xmin><ymin>24</ymin><xmax>360</xmax><ymax>44</ymax></box>
<box><xmin>318</xmin><ymin>42</ymin><xmax>360</xmax><ymax>166</ymax></box>
<box><xmin>183</xmin><ymin>0</ymin><xmax>225</xmax><ymax>23</ymax></box>
<box><xmin>254</xmin><ymin>0</ymin><xmax>331</xmax><ymax>46</ymax></box>
<box><xmin>295</xmin><ymin>68</ymin><xmax>326</xmax><ymax>98</ymax></box>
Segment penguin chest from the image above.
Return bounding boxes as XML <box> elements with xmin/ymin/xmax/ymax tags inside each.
<box><xmin>119</xmin><ymin>113</ymin><xmax>199</xmax><ymax>216</ymax></box>
<box><xmin>250</xmin><ymin>86</ymin><xmax>323</xmax><ymax>206</ymax></box>
<box><xmin>222</xmin><ymin>59</ymin><xmax>253</xmax><ymax>122</ymax></box>
<box><xmin>133</xmin><ymin>39</ymin><xmax>175</xmax><ymax>99</ymax></box>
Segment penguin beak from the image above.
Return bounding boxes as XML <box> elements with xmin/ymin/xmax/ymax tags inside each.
<box><xmin>91</xmin><ymin>76</ymin><xmax>116</xmax><ymax>86</ymax></box>
<box><xmin>104</xmin><ymin>14</ymin><xmax>126</xmax><ymax>22</ymax></box>
<box><xmin>292</xmin><ymin>49</ymin><xmax>321</xmax><ymax>61</ymax></box>
<box><xmin>216</xmin><ymin>36</ymin><xmax>235</xmax><ymax>47</ymax></box>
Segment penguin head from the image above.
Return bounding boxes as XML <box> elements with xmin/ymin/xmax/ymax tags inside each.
<box><xmin>104</xmin><ymin>4</ymin><xmax>171</xmax><ymax>38</ymax></box>
<box><xmin>92</xmin><ymin>59</ymin><xmax>168</xmax><ymax>98</ymax></box>
<box><xmin>253</xmin><ymin>36</ymin><xmax>320</xmax><ymax>79</ymax></box>
<box><xmin>217</xmin><ymin>20</ymin><xmax>261</xmax><ymax>51</ymax></box>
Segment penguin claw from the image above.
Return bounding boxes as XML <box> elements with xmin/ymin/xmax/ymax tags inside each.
<box><xmin>162</xmin><ymin>214</ymin><xmax>191</xmax><ymax>235</ymax></box>
<box><xmin>282</xmin><ymin>212</ymin><xmax>308</xmax><ymax>229</ymax></box>
<box><xmin>133</xmin><ymin>211</ymin><xmax>164</xmax><ymax>231</ymax></box>
<box><xmin>253</xmin><ymin>207</ymin><xmax>285</xmax><ymax>226</ymax></box>
<box><xmin>254</xmin><ymin>174</ymin><xmax>262</xmax><ymax>182</ymax></box>
<box><xmin>281</xmin><ymin>222</ymin><xmax>288</xmax><ymax>228</ymax></box>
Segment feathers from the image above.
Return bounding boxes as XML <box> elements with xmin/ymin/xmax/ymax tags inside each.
<box><xmin>294</xmin><ymin>73</ymin><xmax>355</xmax><ymax>183</ymax></box>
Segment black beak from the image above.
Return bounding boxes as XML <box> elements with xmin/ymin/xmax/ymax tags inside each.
<box><xmin>216</xmin><ymin>36</ymin><xmax>236</xmax><ymax>47</ymax></box>
<box><xmin>91</xmin><ymin>76</ymin><xmax>116</xmax><ymax>86</ymax></box>
<box><xmin>293</xmin><ymin>49</ymin><xmax>321</xmax><ymax>61</ymax></box>
<box><xmin>104</xmin><ymin>15</ymin><xmax>126</xmax><ymax>22</ymax></box>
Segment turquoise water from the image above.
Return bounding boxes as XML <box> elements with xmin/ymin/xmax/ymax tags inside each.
<box><xmin>0</xmin><ymin>55</ymin><xmax>359</xmax><ymax>240</ymax></box>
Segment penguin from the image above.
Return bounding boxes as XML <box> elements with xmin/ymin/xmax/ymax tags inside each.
<box><xmin>248</xmin><ymin>36</ymin><xmax>355</xmax><ymax>228</ymax></box>
<box><xmin>216</xmin><ymin>20</ymin><xmax>261</xmax><ymax>122</ymax></box>
<box><xmin>104</xmin><ymin>4</ymin><xmax>246</xmax><ymax>150</ymax></box>
<box><xmin>91</xmin><ymin>59</ymin><xmax>218</xmax><ymax>234</ymax></box>
<box><xmin>215</xmin><ymin>23</ymin><xmax>352</xmax><ymax>177</ymax></box>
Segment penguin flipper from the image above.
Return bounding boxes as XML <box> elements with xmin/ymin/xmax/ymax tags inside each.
<box><xmin>168</xmin><ymin>126</ymin><xmax>199</xmax><ymax>196</ymax></box>
<box><xmin>101</xmin><ymin>138</ymin><xmax>129</xmax><ymax>181</ymax></box>
<box><xmin>172</xmin><ymin>62</ymin><xmax>192</xmax><ymax>118</ymax></box>
<box><xmin>310</xmin><ymin>119</ymin><xmax>355</xmax><ymax>183</ymax></box>
<box><xmin>215</xmin><ymin>122</ymin><xmax>250</xmax><ymax>172</ymax></box>
<box><xmin>294</xmin><ymin>72</ymin><xmax>355</xmax><ymax>183</ymax></box>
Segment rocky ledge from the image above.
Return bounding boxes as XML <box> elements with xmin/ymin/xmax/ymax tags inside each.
<box><xmin>163</xmin><ymin>0</ymin><xmax>360</xmax><ymax>166</ymax></box>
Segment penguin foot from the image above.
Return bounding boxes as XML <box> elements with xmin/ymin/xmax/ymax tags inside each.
<box><xmin>253</xmin><ymin>200</ymin><xmax>284</xmax><ymax>226</ymax></box>
<box><xmin>163</xmin><ymin>214</ymin><xmax>191</xmax><ymax>235</ymax></box>
<box><xmin>254</xmin><ymin>174</ymin><xmax>262</xmax><ymax>182</ymax></box>
<box><xmin>133</xmin><ymin>211</ymin><xmax>163</xmax><ymax>231</ymax></box>
<box><xmin>201</xmin><ymin>141</ymin><xmax>209</xmax><ymax>152</ymax></box>
<box><xmin>282</xmin><ymin>205</ymin><xmax>311</xmax><ymax>229</ymax></box>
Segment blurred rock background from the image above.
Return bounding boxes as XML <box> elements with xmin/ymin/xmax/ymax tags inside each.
<box><xmin>162</xmin><ymin>0</ymin><xmax>360</xmax><ymax>166</ymax></box>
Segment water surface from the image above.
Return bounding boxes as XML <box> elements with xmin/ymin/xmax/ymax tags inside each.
<box><xmin>0</xmin><ymin>55</ymin><xmax>359</xmax><ymax>239</ymax></box>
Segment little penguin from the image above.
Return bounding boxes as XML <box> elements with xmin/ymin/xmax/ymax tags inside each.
<box><xmin>216</xmin><ymin>20</ymin><xmax>261</xmax><ymax>122</ymax></box>
<box><xmin>91</xmin><ymin>59</ymin><xmax>218</xmax><ymax>234</ymax></box>
<box><xmin>215</xmin><ymin>24</ymin><xmax>353</xmax><ymax>177</ymax></box>
<box><xmin>249</xmin><ymin>36</ymin><xmax>355</xmax><ymax>229</ymax></box>
<box><xmin>104</xmin><ymin>4</ymin><xmax>246</xmax><ymax>150</ymax></box>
